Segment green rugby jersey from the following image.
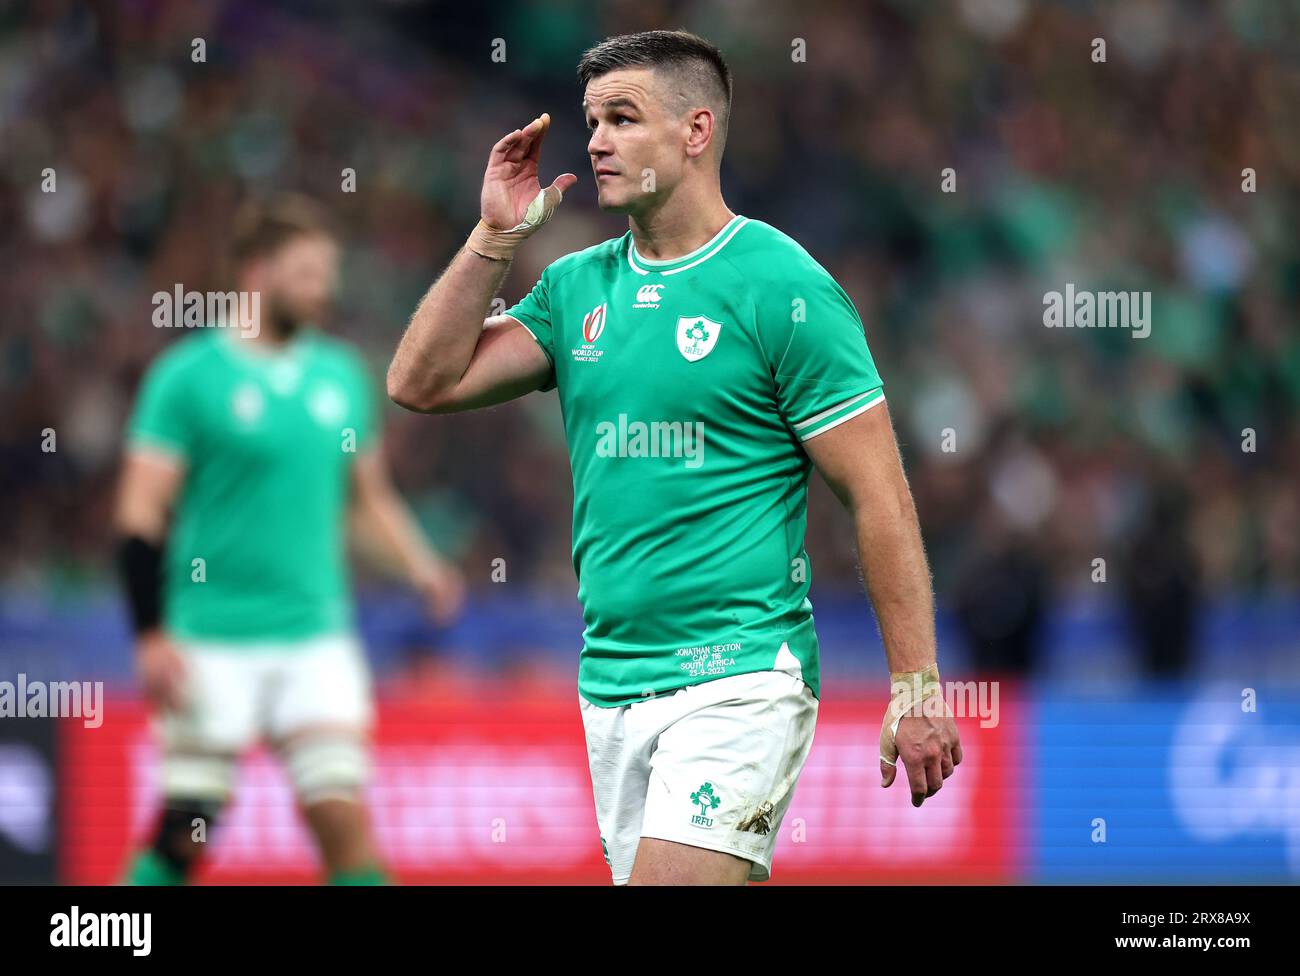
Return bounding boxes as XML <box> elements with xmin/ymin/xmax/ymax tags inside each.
<box><xmin>505</xmin><ymin>215</ymin><xmax>885</xmax><ymax>706</ymax></box>
<box><xmin>127</xmin><ymin>329</ymin><xmax>377</xmax><ymax>643</ymax></box>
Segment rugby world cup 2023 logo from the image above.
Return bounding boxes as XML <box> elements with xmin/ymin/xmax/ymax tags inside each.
<box><xmin>572</xmin><ymin>303</ymin><xmax>607</xmax><ymax>364</ymax></box>
<box><xmin>583</xmin><ymin>303</ymin><xmax>607</xmax><ymax>343</ymax></box>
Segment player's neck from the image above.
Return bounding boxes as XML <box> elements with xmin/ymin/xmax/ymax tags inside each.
<box><xmin>628</xmin><ymin>193</ymin><xmax>736</xmax><ymax>262</ymax></box>
<box><xmin>228</xmin><ymin>320</ymin><xmax>305</xmax><ymax>356</ymax></box>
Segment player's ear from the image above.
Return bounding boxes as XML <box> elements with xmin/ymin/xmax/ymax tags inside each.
<box><xmin>684</xmin><ymin>108</ymin><xmax>714</xmax><ymax>160</ymax></box>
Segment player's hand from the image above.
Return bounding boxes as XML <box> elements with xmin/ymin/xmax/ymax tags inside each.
<box><xmin>881</xmin><ymin>710</ymin><xmax>962</xmax><ymax>807</ymax></box>
<box><xmin>480</xmin><ymin>113</ymin><xmax>577</xmax><ymax>232</ymax></box>
<box><xmin>412</xmin><ymin>557</ymin><xmax>466</xmax><ymax>627</ymax></box>
<box><xmin>135</xmin><ymin>629</ymin><xmax>187</xmax><ymax>712</ymax></box>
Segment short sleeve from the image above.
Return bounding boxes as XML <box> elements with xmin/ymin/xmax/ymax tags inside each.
<box><xmin>769</xmin><ymin>271</ymin><xmax>884</xmax><ymax>442</ymax></box>
<box><xmin>127</xmin><ymin>353</ymin><xmax>198</xmax><ymax>460</ymax></box>
<box><xmin>503</xmin><ymin>269</ymin><xmax>557</xmax><ymax>392</ymax></box>
<box><xmin>345</xmin><ymin>356</ymin><xmax>379</xmax><ymax>454</ymax></box>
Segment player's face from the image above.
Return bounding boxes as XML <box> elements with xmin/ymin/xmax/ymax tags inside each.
<box><xmin>262</xmin><ymin>233</ymin><xmax>339</xmax><ymax>334</ymax></box>
<box><xmin>584</xmin><ymin>68</ymin><xmax>684</xmax><ymax>215</ymax></box>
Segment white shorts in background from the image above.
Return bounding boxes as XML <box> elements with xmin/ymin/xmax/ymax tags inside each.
<box><xmin>579</xmin><ymin>668</ymin><xmax>819</xmax><ymax>884</ymax></box>
<box><xmin>160</xmin><ymin>632</ymin><xmax>374</xmax><ymax>754</ymax></box>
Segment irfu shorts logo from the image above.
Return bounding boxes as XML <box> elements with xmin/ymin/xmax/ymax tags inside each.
<box><xmin>689</xmin><ymin>781</ymin><xmax>722</xmax><ymax>827</ymax></box>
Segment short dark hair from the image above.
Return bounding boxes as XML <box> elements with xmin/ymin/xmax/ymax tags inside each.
<box><xmin>230</xmin><ymin>193</ymin><xmax>335</xmax><ymax>267</ymax></box>
<box><xmin>577</xmin><ymin>30</ymin><xmax>733</xmax><ymax>161</ymax></box>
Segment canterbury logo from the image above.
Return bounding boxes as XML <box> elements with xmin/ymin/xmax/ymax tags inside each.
<box><xmin>582</xmin><ymin>302</ymin><xmax>607</xmax><ymax>343</ymax></box>
<box><xmin>636</xmin><ymin>284</ymin><xmax>664</xmax><ymax>304</ymax></box>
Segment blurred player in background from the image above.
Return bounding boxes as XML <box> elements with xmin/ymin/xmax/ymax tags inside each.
<box><xmin>115</xmin><ymin>195</ymin><xmax>464</xmax><ymax>885</ymax></box>
<box><xmin>389</xmin><ymin>30</ymin><xmax>960</xmax><ymax>884</ymax></box>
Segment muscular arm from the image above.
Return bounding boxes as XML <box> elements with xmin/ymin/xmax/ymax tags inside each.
<box><xmin>115</xmin><ymin>449</ymin><xmax>185</xmax><ymax>544</ymax></box>
<box><xmin>386</xmin><ymin>249</ymin><xmax>550</xmax><ymax>413</ymax></box>
<box><xmin>387</xmin><ymin>112</ymin><xmax>574</xmax><ymax>414</ymax></box>
<box><xmin>349</xmin><ymin>446</ymin><xmax>464</xmax><ymax>622</ymax></box>
<box><xmin>114</xmin><ymin>448</ymin><xmax>188</xmax><ymax>709</ymax></box>
<box><xmin>803</xmin><ymin>400</ymin><xmax>961</xmax><ymax>806</ymax></box>
<box><xmin>802</xmin><ymin>401</ymin><xmax>936</xmax><ymax>674</ymax></box>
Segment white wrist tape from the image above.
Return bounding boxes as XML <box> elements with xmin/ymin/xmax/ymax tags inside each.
<box><xmin>879</xmin><ymin>663</ymin><xmax>949</xmax><ymax>766</ymax></box>
<box><xmin>466</xmin><ymin>184</ymin><xmax>565</xmax><ymax>261</ymax></box>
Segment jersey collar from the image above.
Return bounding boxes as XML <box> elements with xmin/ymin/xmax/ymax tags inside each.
<box><xmin>220</xmin><ymin>325</ymin><xmax>314</xmax><ymax>365</ymax></box>
<box><xmin>626</xmin><ymin>215</ymin><xmax>749</xmax><ymax>276</ymax></box>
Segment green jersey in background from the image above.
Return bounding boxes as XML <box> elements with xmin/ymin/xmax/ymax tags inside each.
<box><xmin>127</xmin><ymin>329</ymin><xmax>377</xmax><ymax>643</ymax></box>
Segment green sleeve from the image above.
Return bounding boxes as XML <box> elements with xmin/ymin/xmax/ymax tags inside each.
<box><xmin>764</xmin><ymin>268</ymin><xmax>884</xmax><ymax>442</ymax></box>
<box><xmin>345</xmin><ymin>354</ymin><xmax>379</xmax><ymax>453</ymax></box>
<box><xmin>127</xmin><ymin>351</ymin><xmax>199</xmax><ymax>460</ymax></box>
<box><xmin>503</xmin><ymin>267</ymin><xmax>557</xmax><ymax>392</ymax></box>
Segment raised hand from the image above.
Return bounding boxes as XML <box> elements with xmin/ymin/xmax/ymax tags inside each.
<box><xmin>470</xmin><ymin>113</ymin><xmax>578</xmax><ymax>259</ymax></box>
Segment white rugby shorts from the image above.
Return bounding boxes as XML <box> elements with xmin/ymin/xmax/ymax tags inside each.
<box><xmin>580</xmin><ymin>668</ymin><xmax>818</xmax><ymax>883</ymax></box>
<box><xmin>159</xmin><ymin>632</ymin><xmax>374</xmax><ymax>754</ymax></box>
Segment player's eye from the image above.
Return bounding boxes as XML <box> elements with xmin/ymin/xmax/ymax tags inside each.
<box><xmin>615</xmin><ymin>115</ymin><xmax>633</xmax><ymax>125</ymax></box>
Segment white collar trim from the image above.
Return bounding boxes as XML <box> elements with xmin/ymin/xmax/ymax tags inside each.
<box><xmin>627</xmin><ymin>215</ymin><xmax>749</xmax><ymax>276</ymax></box>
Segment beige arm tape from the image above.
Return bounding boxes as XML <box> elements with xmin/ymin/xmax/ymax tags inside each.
<box><xmin>465</xmin><ymin>183</ymin><xmax>566</xmax><ymax>261</ymax></box>
<box><xmin>880</xmin><ymin>662</ymin><xmax>949</xmax><ymax>766</ymax></box>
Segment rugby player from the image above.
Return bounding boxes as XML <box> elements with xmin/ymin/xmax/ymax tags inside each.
<box><xmin>117</xmin><ymin>195</ymin><xmax>464</xmax><ymax>885</ymax></box>
<box><xmin>388</xmin><ymin>30</ymin><xmax>960</xmax><ymax>885</ymax></box>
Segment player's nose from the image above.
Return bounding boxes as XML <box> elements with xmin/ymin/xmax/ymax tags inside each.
<box><xmin>588</xmin><ymin>125</ymin><xmax>613</xmax><ymax>158</ymax></box>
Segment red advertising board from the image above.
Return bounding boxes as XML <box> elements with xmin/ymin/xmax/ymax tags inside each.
<box><xmin>61</xmin><ymin>680</ymin><xmax>1024</xmax><ymax>884</ymax></box>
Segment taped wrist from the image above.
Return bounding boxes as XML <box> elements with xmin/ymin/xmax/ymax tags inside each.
<box><xmin>466</xmin><ymin>183</ymin><xmax>566</xmax><ymax>260</ymax></box>
<box><xmin>879</xmin><ymin>662</ymin><xmax>949</xmax><ymax>766</ymax></box>
<box><xmin>117</xmin><ymin>535</ymin><xmax>163</xmax><ymax>634</ymax></box>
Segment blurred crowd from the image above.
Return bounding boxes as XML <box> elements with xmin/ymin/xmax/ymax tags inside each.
<box><xmin>1</xmin><ymin>0</ymin><xmax>1298</xmax><ymax>674</ymax></box>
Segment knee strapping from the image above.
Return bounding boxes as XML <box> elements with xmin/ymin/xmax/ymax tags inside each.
<box><xmin>161</xmin><ymin>752</ymin><xmax>237</xmax><ymax>803</ymax></box>
<box><xmin>282</xmin><ymin>734</ymin><xmax>368</xmax><ymax>804</ymax></box>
